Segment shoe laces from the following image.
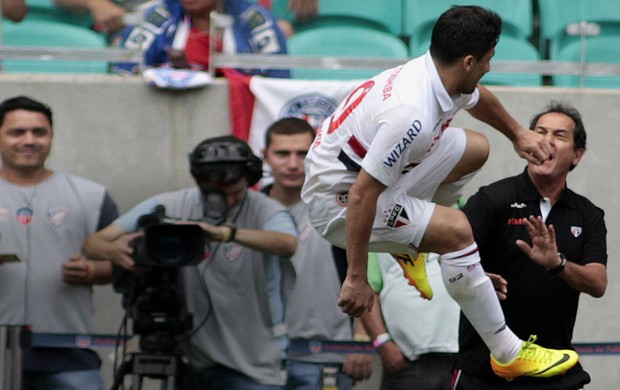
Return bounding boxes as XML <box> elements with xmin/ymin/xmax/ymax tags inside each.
<box><xmin>519</xmin><ymin>335</ymin><xmax>553</xmax><ymax>363</ymax></box>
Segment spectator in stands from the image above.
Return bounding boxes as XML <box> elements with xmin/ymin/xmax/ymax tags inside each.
<box><xmin>453</xmin><ymin>101</ymin><xmax>607</xmax><ymax>389</ymax></box>
<box><xmin>0</xmin><ymin>96</ymin><xmax>117</xmax><ymax>389</ymax></box>
<box><xmin>83</xmin><ymin>135</ymin><xmax>298</xmax><ymax>389</ymax></box>
<box><xmin>362</xmin><ymin>251</ymin><xmax>459</xmax><ymax>390</ymax></box>
<box><xmin>261</xmin><ymin>117</ymin><xmax>373</xmax><ymax>389</ymax></box>
<box><xmin>113</xmin><ymin>0</ymin><xmax>289</xmax><ymax>77</ymax></box>
<box><xmin>267</xmin><ymin>0</ymin><xmax>319</xmax><ymax>37</ymax></box>
<box><xmin>3</xmin><ymin>0</ymin><xmax>28</xmax><ymax>22</ymax></box>
<box><xmin>54</xmin><ymin>0</ymin><xmax>126</xmax><ymax>35</ymax></box>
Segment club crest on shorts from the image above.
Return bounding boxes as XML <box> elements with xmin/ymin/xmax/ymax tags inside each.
<box><xmin>385</xmin><ymin>204</ymin><xmax>410</xmax><ymax>228</ymax></box>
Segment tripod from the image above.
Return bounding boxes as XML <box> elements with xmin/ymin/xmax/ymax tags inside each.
<box><xmin>110</xmin><ymin>351</ymin><xmax>193</xmax><ymax>390</ymax></box>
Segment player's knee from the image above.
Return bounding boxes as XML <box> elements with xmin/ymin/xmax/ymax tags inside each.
<box><xmin>445</xmin><ymin>211</ymin><xmax>474</xmax><ymax>249</ymax></box>
<box><xmin>464</xmin><ymin>130</ymin><xmax>490</xmax><ymax>172</ymax></box>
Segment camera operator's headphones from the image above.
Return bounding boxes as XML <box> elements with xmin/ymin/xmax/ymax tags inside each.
<box><xmin>189</xmin><ymin>135</ymin><xmax>263</xmax><ymax>186</ymax></box>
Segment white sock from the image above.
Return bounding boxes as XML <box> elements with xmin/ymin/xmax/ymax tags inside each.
<box><xmin>439</xmin><ymin>243</ymin><xmax>522</xmax><ymax>363</ymax></box>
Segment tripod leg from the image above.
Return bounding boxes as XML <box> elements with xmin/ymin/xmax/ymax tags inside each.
<box><xmin>110</xmin><ymin>358</ymin><xmax>134</xmax><ymax>390</ymax></box>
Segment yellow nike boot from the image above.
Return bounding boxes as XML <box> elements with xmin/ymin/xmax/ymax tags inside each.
<box><xmin>491</xmin><ymin>335</ymin><xmax>579</xmax><ymax>380</ymax></box>
<box><xmin>390</xmin><ymin>252</ymin><xmax>433</xmax><ymax>300</ymax></box>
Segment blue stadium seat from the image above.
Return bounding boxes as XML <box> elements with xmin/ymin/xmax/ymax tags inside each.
<box><xmin>1</xmin><ymin>19</ymin><xmax>109</xmax><ymax>74</ymax></box>
<box><xmin>287</xmin><ymin>25</ymin><xmax>409</xmax><ymax>80</ymax></box>
<box><xmin>274</xmin><ymin>0</ymin><xmax>403</xmax><ymax>36</ymax></box>
<box><xmin>404</xmin><ymin>0</ymin><xmax>541</xmax><ymax>86</ymax></box>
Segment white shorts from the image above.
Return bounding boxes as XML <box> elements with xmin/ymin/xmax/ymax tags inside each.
<box><xmin>309</xmin><ymin>127</ymin><xmax>467</xmax><ymax>255</ymax></box>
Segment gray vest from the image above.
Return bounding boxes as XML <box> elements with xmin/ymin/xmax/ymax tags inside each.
<box><xmin>151</xmin><ymin>188</ymin><xmax>292</xmax><ymax>385</ymax></box>
<box><xmin>0</xmin><ymin>172</ymin><xmax>107</xmax><ymax>333</ymax></box>
<box><xmin>286</xmin><ymin>201</ymin><xmax>352</xmax><ymax>363</ymax></box>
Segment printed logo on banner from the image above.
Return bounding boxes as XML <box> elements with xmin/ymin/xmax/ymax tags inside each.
<box><xmin>309</xmin><ymin>340</ymin><xmax>323</xmax><ymax>354</ymax></box>
<box><xmin>279</xmin><ymin>93</ymin><xmax>339</xmax><ymax>129</ymax></box>
<box><xmin>76</xmin><ymin>335</ymin><xmax>93</xmax><ymax>348</ymax></box>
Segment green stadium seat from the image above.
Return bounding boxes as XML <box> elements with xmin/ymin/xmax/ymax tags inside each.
<box><xmin>404</xmin><ymin>0</ymin><xmax>534</xmax><ymax>55</ymax></box>
<box><xmin>1</xmin><ymin>19</ymin><xmax>109</xmax><ymax>74</ymax></box>
<box><xmin>404</xmin><ymin>0</ymin><xmax>541</xmax><ymax>86</ymax></box>
<box><xmin>273</xmin><ymin>0</ymin><xmax>403</xmax><ymax>37</ymax></box>
<box><xmin>538</xmin><ymin>0</ymin><xmax>620</xmax><ymax>59</ymax></box>
<box><xmin>287</xmin><ymin>25</ymin><xmax>409</xmax><ymax>80</ymax></box>
<box><xmin>24</xmin><ymin>0</ymin><xmax>94</xmax><ymax>28</ymax></box>
<box><xmin>552</xmin><ymin>36</ymin><xmax>620</xmax><ymax>88</ymax></box>
<box><xmin>538</xmin><ymin>0</ymin><xmax>620</xmax><ymax>87</ymax></box>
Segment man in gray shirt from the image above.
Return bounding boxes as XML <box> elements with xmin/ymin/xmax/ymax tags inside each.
<box><xmin>83</xmin><ymin>135</ymin><xmax>297</xmax><ymax>389</ymax></box>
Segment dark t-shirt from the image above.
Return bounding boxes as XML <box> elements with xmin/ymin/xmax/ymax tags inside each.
<box><xmin>456</xmin><ymin>170</ymin><xmax>606</xmax><ymax>387</ymax></box>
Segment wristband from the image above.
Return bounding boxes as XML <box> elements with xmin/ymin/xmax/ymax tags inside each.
<box><xmin>221</xmin><ymin>224</ymin><xmax>237</xmax><ymax>242</ymax></box>
<box><xmin>548</xmin><ymin>252</ymin><xmax>567</xmax><ymax>275</ymax></box>
<box><xmin>372</xmin><ymin>333</ymin><xmax>392</xmax><ymax>349</ymax></box>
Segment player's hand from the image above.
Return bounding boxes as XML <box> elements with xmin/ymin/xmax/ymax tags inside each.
<box><xmin>513</xmin><ymin>128</ymin><xmax>552</xmax><ymax>165</ymax></box>
<box><xmin>486</xmin><ymin>272</ymin><xmax>508</xmax><ymax>300</ymax></box>
<box><xmin>337</xmin><ymin>276</ymin><xmax>374</xmax><ymax>317</ymax></box>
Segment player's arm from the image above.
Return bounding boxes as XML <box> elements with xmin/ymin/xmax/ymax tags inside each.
<box><xmin>339</xmin><ymin>169</ymin><xmax>385</xmax><ymax>317</ymax></box>
<box><xmin>467</xmin><ymin>84</ymin><xmax>551</xmax><ymax>165</ymax></box>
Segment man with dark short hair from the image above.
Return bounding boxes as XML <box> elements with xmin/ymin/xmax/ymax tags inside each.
<box><xmin>301</xmin><ymin>5</ymin><xmax>578</xmax><ymax>381</ymax></box>
<box><xmin>454</xmin><ymin>101</ymin><xmax>607</xmax><ymax>389</ymax></box>
<box><xmin>0</xmin><ymin>95</ymin><xmax>118</xmax><ymax>389</ymax></box>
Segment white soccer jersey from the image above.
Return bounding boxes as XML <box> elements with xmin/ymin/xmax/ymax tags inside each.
<box><xmin>302</xmin><ymin>52</ymin><xmax>478</xmax><ymax>200</ymax></box>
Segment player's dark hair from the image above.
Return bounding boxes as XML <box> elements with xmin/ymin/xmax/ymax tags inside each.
<box><xmin>430</xmin><ymin>5</ymin><xmax>502</xmax><ymax>65</ymax></box>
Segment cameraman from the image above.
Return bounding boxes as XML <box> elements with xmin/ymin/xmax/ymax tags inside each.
<box><xmin>83</xmin><ymin>135</ymin><xmax>297</xmax><ymax>389</ymax></box>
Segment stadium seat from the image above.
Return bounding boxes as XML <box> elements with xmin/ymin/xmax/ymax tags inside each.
<box><xmin>404</xmin><ymin>0</ymin><xmax>534</xmax><ymax>55</ymax></box>
<box><xmin>404</xmin><ymin>0</ymin><xmax>541</xmax><ymax>86</ymax></box>
<box><xmin>538</xmin><ymin>0</ymin><xmax>620</xmax><ymax>59</ymax></box>
<box><xmin>538</xmin><ymin>0</ymin><xmax>620</xmax><ymax>88</ymax></box>
<box><xmin>287</xmin><ymin>25</ymin><xmax>409</xmax><ymax>80</ymax></box>
<box><xmin>1</xmin><ymin>19</ymin><xmax>109</xmax><ymax>74</ymax></box>
<box><xmin>24</xmin><ymin>0</ymin><xmax>94</xmax><ymax>28</ymax></box>
<box><xmin>273</xmin><ymin>0</ymin><xmax>403</xmax><ymax>36</ymax></box>
<box><xmin>552</xmin><ymin>36</ymin><xmax>620</xmax><ymax>88</ymax></box>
